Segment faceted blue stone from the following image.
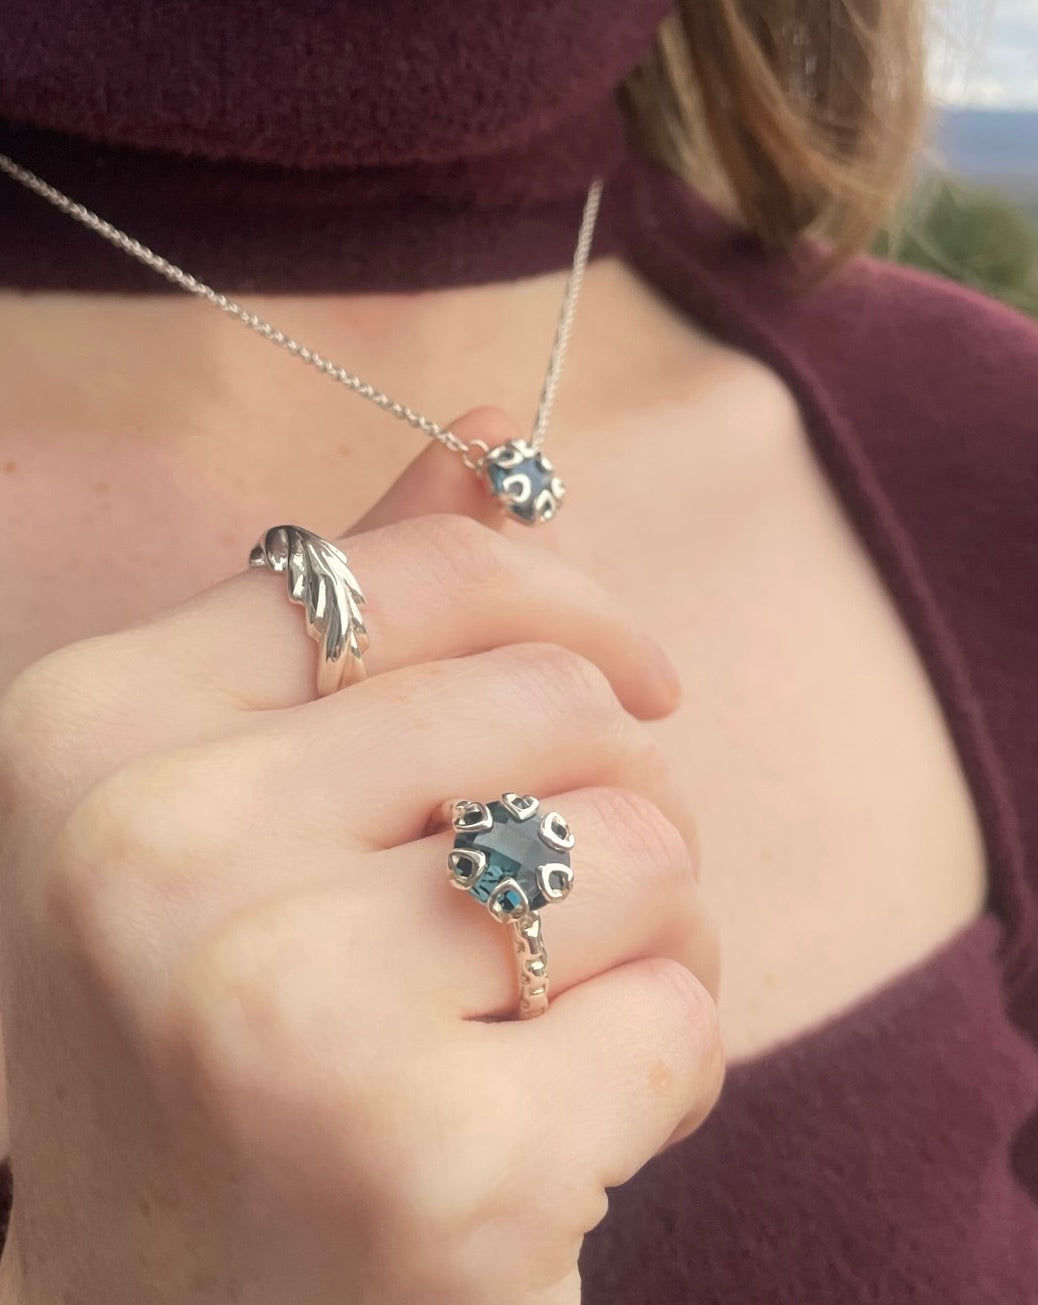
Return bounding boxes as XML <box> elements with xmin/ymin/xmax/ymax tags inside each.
<box><xmin>482</xmin><ymin>440</ymin><xmax>564</xmax><ymax>525</ymax></box>
<box><xmin>454</xmin><ymin>800</ymin><xmax>571</xmax><ymax>916</ymax></box>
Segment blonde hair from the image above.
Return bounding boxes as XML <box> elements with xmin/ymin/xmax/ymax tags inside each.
<box><xmin>620</xmin><ymin>0</ymin><xmax>926</xmax><ymax>267</ymax></box>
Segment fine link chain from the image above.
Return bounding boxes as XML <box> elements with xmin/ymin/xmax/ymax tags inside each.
<box><xmin>0</xmin><ymin>151</ymin><xmax>602</xmax><ymax>466</ymax></box>
<box><xmin>530</xmin><ymin>175</ymin><xmax>602</xmax><ymax>451</ymax></box>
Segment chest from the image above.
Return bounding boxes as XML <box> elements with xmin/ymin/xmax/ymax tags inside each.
<box><xmin>0</xmin><ymin>360</ymin><xmax>988</xmax><ymax>1061</ymax></box>
<box><xmin>559</xmin><ymin>359</ymin><xmax>987</xmax><ymax>1057</ymax></box>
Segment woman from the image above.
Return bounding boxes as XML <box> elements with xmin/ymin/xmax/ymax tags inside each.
<box><xmin>0</xmin><ymin>1</ymin><xmax>1035</xmax><ymax>1301</ymax></box>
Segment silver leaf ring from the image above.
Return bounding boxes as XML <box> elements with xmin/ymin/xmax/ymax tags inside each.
<box><xmin>249</xmin><ymin>524</ymin><xmax>369</xmax><ymax>696</ymax></box>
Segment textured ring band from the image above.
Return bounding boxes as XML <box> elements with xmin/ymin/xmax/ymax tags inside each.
<box><xmin>444</xmin><ymin>793</ymin><xmax>575</xmax><ymax>1020</ymax></box>
<box><xmin>249</xmin><ymin>524</ymin><xmax>369</xmax><ymax>697</ymax></box>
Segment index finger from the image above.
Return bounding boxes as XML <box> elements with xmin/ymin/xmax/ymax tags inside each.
<box><xmin>152</xmin><ymin>509</ymin><xmax>681</xmax><ymax>719</ymax></box>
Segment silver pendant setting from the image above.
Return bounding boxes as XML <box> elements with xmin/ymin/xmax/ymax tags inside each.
<box><xmin>0</xmin><ymin>160</ymin><xmax>603</xmax><ymax>531</ymax></box>
<box><xmin>479</xmin><ymin>439</ymin><xmax>566</xmax><ymax>526</ymax></box>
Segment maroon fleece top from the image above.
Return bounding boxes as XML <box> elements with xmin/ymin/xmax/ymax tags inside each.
<box><xmin>2</xmin><ymin>3</ymin><xmax>1037</xmax><ymax>1301</ymax></box>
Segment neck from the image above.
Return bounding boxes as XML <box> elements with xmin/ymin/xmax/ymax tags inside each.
<box><xmin>0</xmin><ymin>105</ymin><xmax>699</xmax><ymax>521</ymax></box>
<box><xmin>0</xmin><ymin>101</ymin><xmax>626</xmax><ymax>295</ymax></box>
<box><xmin>0</xmin><ymin>256</ymin><xmax>658</xmax><ymax>475</ymax></box>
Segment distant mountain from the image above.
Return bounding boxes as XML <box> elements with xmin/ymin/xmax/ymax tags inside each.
<box><xmin>932</xmin><ymin>107</ymin><xmax>1038</xmax><ymax>184</ymax></box>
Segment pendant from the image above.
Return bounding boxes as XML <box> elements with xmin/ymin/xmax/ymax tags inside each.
<box><xmin>478</xmin><ymin>438</ymin><xmax>566</xmax><ymax>526</ymax></box>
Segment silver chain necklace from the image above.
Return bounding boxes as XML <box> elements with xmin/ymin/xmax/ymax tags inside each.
<box><xmin>0</xmin><ymin>151</ymin><xmax>603</xmax><ymax>526</ymax></box>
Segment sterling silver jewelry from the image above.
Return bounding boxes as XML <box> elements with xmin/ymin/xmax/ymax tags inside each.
<box><xmin>249</xmin><ymin>524</ymin><xmax>368</xmax><ymax>696</ymax></box>
<box><xmin>444</xmin><ymin>792</ymin><xmax>575</xmax><ymax>1020</ymax></box>
<box><xmin>0</xmin><ymin>151</ymin><xmax>602</xmax><ymax>526</ymax></box>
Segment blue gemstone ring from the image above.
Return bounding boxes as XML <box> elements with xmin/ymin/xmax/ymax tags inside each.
<box><xmin>445</xmin><ymin>793</ymin><xmax>575</xmax><ymax>1019</ymax></box>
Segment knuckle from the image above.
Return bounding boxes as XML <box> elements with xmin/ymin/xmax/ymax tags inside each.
<box><xmin>500</xmin><ymin>643</ymin><xmax>619</xmax><ymax>729</ymax></box>
<box><xmin>593</xmin><ymin>735</ymin><xmax>703</xmax><ymax>883</ymax></box>
<box><xmin>413</xmin><ymin>513</ymin><xmax>508</xmax><ymax>592</ymax></box>
<box><xmin>167</xmin><ymin>915</ymin><xmax>294</xmax><ymax>1108</ymax></box>
<box><xmin>167</xmin><ymin>897</ymin><xmax>365</xmax><ymax>1110</ymax></box>
<box><xmin>0</xmin><ymin>648</ymin><xmax>86</xmax><ymax>804</ymax></box>
<box><xmin>583</xmin><ymin>787</ymin><xmax>692</xmax><ymax>884</ymax></box>
<box><xmin>0</xmin><ymin>660</ymin><xmax>52</xmax><ymax>757</ymax></box>
<box><xmin>45</xmin><ymin>743</ymin><xmax>232</xmax><ymax>944</ymax></box>
<box><xmin>0</xmin><ymin>631</ymin><xmax>149</xmax><ymax>816</ymax></box>
<box><xmin>170</xmin><ymin>921</ymin><xmax>265</xmax><ymax>1072</ymax></box>
<box><xmin>374</xmin><ymin>1089</ymin><xmax>565</xmax><ymax>1301</ymax></box>
<box><xmin>46</xmin><ymin>760</ymin><xmax>171</xmax><ymax>939</ymax></box>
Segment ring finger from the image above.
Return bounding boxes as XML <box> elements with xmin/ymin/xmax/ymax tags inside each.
<box><xmin>372</xmin><ymin>783</ymin><xmax>719</xmax><ymax>1019</ymax></box>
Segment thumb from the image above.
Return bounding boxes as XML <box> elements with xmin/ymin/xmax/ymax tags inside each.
<box><xmin>345</xmin><ymin>406</ymin><xmax>523</xmax><ymax>535</ymax></box>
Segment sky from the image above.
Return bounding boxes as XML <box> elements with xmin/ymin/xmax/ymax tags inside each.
<box><xmin>931</xmin><ymin>0</ymin><xmax>1038</xmax><ymax>106</ymax></box>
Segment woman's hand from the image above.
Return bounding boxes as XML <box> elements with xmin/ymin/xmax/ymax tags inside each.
<box><xmin>0</xmin><ymin>437</ymin><xmax>722</xmax><ymax>1305</ymax></box>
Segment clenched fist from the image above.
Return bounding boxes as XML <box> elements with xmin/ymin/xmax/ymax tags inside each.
<box><xmin>0</xmin><ymin>449</ymin><xmax>722</xmax><ymax>1305</ymax></box>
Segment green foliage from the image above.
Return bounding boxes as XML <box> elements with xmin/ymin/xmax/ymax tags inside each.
<box><xmin>875</xmin><ymin>176</ymin><xmax>1038</xmax><ymax>318</ymax></box>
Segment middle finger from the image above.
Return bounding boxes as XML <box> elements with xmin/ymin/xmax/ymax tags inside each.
<box><xmin>278</xmin><ymin>641</ymin><xmax>687</xmax><ymax>848</ymax></box>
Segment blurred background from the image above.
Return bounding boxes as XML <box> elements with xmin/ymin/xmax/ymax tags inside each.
<box><xmin>881</xmin><ymin>0</ymin><xmax>1038</xmax><ymax>314</ymax></box>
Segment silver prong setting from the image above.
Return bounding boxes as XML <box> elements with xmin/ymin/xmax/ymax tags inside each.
<box><xmin>540</xmin><ymin>811</ymin><xmax>575</xmax><ymax>852</ymax></box>
<box><xmin>485</xmin><ymin>440</ymin><xmax>533</xmax><ymax>471</ymax></box>
<box><xmin>501</xmin><ymin>792</ymin><xmax>540</xmax><ymax>821</ymax></box>
<box><xmin>487</xmin><ymin>877</ymin><xmax>531</xmax><ymax>924</ymax></box>
<box><xmin>500</xmin><ymin>473</ymin><xmax>533</xmax><ymax>505</ymax></box>
<box><xmin>452</xmin><ymin>801</ymin><xmax>493</xmax><ymax>834</ymax></box>
<box><xmin>447</xmin><ymin>847</ymin><xmax>487</xmax><ymax>889</ymax></box>
<box><xmin>533</xmin><ymin>488</ymin><xmax>558</xmax><ymax>522</ymax></box>
<box><xmin>537</xmin><ymin>862</ymin><xmax>574</xmax><ymax>903</ymax></box>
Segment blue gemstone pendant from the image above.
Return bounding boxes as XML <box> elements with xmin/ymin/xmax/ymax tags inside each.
<box><xmin>479</xmin><ymin>439</ymin><xmax>566</xmax><ymax>526</ymax></box>
<box><xmin>447</xmin><ymin>793</ymin><xmax>575</xmax><ymax>924</ymax></box>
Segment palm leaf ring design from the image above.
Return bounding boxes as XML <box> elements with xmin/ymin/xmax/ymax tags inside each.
<box><xmin>249</xmin><ymin>525</ymin><xmax>369</xmax><ymax>697</ymax></box>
